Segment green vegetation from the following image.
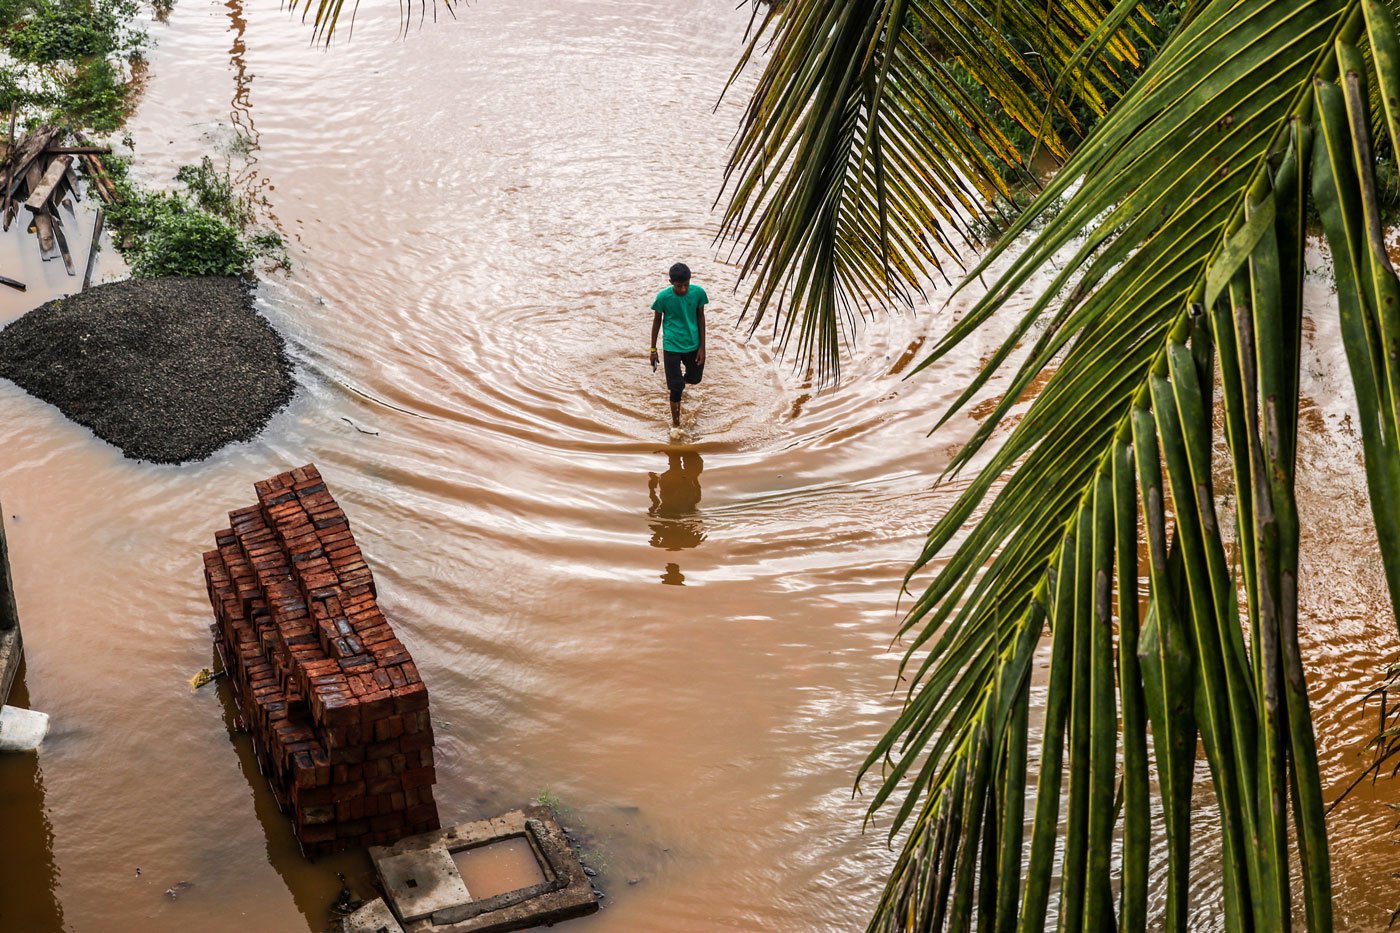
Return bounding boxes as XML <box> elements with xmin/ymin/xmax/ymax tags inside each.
<box><xmin>720</xmin><ymin>0</ymin><xmax>1400</xmax><ymax>930</ymax></box>
<box><xmin>0</xmin><ymin>0</ymin><xmax>146</xmax><ymax>131</ymax></box>
<box><xmin>532</xmin><ymin>789</ymin><xmax>566</xmax><ymax>817</ymax></box>
<box><xmin>105</xmin><ymin>155</ymin><xmax>286</xmax><ymax>278</ymax></box>
<box><xmin>1379</xmin><ymin>156</ymin><xmax>1400</xmax><ymax>229</ymax></box>
<box><xmin>935</xmin><ymin>0</ymin><xmax>1180</xmax><ymax>189</ymax></box>
<box><xmin>6</xmin><ymin>0</ymin><xmax>136</xmax><ymax>63</ymax></box>
<box><xmin>165</xmin><ymin>0</ymin><xmax>1400</xmax><ymax>924</ymax></box>
<box><xmin>531</xmin><ymin>791</ymin><xmax>607</xmax><ymax>877</ymax></box>
<box><xmin>0</xmin><ymin>0</ymin><xmax>284</xmax><ymax>278</ymax></box>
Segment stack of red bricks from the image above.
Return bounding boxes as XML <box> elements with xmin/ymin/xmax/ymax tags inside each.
<box><xmin>202</xmin><ymin>464</ymin><xmax>440</xmax><ymax>856</ymax></box>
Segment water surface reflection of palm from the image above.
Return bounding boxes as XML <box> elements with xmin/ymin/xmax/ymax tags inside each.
<box><xmin>647</xmin><ymin>450</ymin><xmax>704</xmax><ymax>555</ymax></box>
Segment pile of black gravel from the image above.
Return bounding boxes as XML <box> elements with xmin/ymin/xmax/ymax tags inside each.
<box><xmin>0</xmin><ymin>276</ymin><xmax>294</xmax><ymax>464</ymax></box>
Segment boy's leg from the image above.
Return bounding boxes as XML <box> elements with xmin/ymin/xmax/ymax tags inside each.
<box><xmin>682</xmin><ymin>349</ymin><xmax>704</xmax><ymax>386</ymax></box>
<box><xmin>663</xmin><ymin>352</ymin><xmax>685</xmax><ymax>427</ymax></box>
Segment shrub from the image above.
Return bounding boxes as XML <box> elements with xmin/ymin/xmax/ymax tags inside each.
<box><xmin>8</xmin><ymin>2</ymin><xmax>116</xmax><ymax>63</ymax></box>
<box><xmin>129</xmin><ymin>209</ymin><xmax>251</xmax><ymax>277</ymax></box>
<box><xmin>0</xmin><ymin>0</ymin><xmax>147</xmax><ymax>130</ymax></box>
<box><xmin>175</xmin><ymin>156</ymin><xmax>255</xmax><ymax>228</ymax></box>
<box><xmin>60</xmin><ymin>57</ymin><xmax>124</xmax><ymax>130</ymax></box>
<box><xmin>107</xmin><ymin>158</ymin><xmax>285</xmax><ymax>278</ymax></box>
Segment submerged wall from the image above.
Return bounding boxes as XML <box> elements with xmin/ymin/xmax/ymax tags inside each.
<box><xmin>203</xmin><ymin>464</ymin><xmax>439</xmax><ymax>855</ymax></box>
<box><xmin>0</xmin><ymin>507</ymin><xmax>22</xmax><ymax>711</ymax></box>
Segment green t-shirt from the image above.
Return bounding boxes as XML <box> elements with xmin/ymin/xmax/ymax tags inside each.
<box><xmin>651</xmin><ymin>285</ymin><xmax>708</xmax><ymax>353</ymax></box>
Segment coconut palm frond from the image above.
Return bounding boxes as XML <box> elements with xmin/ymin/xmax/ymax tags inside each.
<box><xmin>717</xmin><ymin>0</ymin><xmax>1159</xmax><ymax>383</ymax></box>
<box><xmin>288</xmin><ymin>0</ymin><xmax>453</xmax><ymax>43</ymax></box>
<box><xmin>859</xmin><ymin>0</ymin><xmax>1400</xmax><ymax>929</ymax></box>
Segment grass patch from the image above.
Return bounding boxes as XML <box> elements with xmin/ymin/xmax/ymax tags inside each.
<box><xmin>533</xmin><ymin>789</ymin><xmax>568</xmax><ymax>818</ymax></box>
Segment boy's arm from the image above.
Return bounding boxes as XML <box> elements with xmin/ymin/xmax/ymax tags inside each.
<box><xmin>696</xmin><ymin>307</ymin><xmax>706</xmax><ymax>366</ymax></box>
<box><xmin>650</xmin><ymin>312</ymin><xmax>662</xmax><ymax>369</ymax></box>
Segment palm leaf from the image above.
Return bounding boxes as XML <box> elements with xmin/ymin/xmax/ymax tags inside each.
<box><xmin>717</xmin><ymin>0</ymin><xmax>1159</xmax><ymax>382</ymax></box>
<box><xmin>846</xmin><ymin>0</ymin><xmax>1400</xmax><ymax>929</ymax></box>
<box><xmin>287</xmin><ymin>0</ymin><xmax>453</xmax><ymax>43</ymax></box>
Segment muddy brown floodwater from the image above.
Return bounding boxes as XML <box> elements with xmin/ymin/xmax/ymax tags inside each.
<box><xmin>0</xmin><ymin>1</ymin><xmax>1398</xmax><ymax>931</ymax></box>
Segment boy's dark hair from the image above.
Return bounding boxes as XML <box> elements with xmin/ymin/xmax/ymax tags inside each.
<box><xmin>669</xmin><ymin>262</ymin><xmax>691</xmax><ymax>283</ymax></box>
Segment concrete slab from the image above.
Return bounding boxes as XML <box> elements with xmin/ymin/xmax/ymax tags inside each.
<box><xmin>343</xmin><ymin>897</ymin><xmax>406</xmax><ymax>933</ymax></box>
<box><xmin>0</xmin><ymin>705</ymin><xmax>49</xmax><ymax>751</ymax></box>
<box><xmin>371</xmin><ymin>806</ymin><xmax>598</xmax><ymax>933</ymax></box>
<box><xmin>377</xmin><ymin>844</ymin><xmax>472</xmax><ymax>924</ymax></box>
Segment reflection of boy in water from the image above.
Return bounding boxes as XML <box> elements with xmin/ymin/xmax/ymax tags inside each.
<box><xmin>648</xmin><ymin>451</ymin><xmax>704</xmax><ymax>550</ymax></box>
<box><xmin>649</xmin><ymin>262</ymin><xmax>708</xmax><ymax>429</ymax></box>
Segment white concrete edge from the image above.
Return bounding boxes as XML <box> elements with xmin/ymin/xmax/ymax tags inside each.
<box><xmin>0</xmin><ymin>704</ymin><xmax>49</xmax><ymax>752</ymax></box>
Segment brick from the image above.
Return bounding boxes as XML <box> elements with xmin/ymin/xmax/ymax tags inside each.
<box><xmin>332</xmin><ymin>636</ymin><xmax>364</xmax><ymax>659</ymax></box>
<box><xmin>337</xmin><ymin>818</ymin><xmax>370</xmax><ymax>838</ymax></box>
<box><xmin>362</xmin><ymin>692</ymin><xmax>395</xmax><ymax>723</ymax></box>
<box><xmin>367</xmin><ymin>740</ymin><xmax>400</xmax><ymax>761</ymax></box>
<box><xmin>400</xmin><ymin>730</ymin><xmax>433</xmax><ymax>752</ymax></box>
<box><xmin>304</xmin><ymin>497</ymin><xmax>339</xmax><ymax>516</ymax></box>
<box><xmin>294</xmin><ymin>784</ymin><xmax>334</xmax><ymax>807</ymax></box>
<box><xmin>367</xmin><ymin>775</ymin><xmax>401</xmax><ymax>796</ymax></box>
<box><xmin>339</xmin><ymin>654</ymin><xmax>375</xmax><ymax>672</ymax></box>
<box><xmin>374</xmin><ymin>644</ymin><xmax>411</xmax><ymax>668</ymax></box>
<box><xmin>205</xmin><ymin>466</ymin><xmax>437</xmax><ymax>851</ymax></box>
<box><xmin>331</xmin><ymin>781</ymin><xmax>366</xmax><ymax>803</ymax></box>
<box><xmin>401</xmin><ymin>767</ymin><xmax>436</xmax><ymax>789</ymax></box>
<box><xmin>374</xmin><ymin>715</ymin><xmax>404</xmax><ymax>742</ymax></box>
<box><xmin>407</xmin><ymin>804</ymin><xmax>439</xmax><ymax>828</ymax></box>
<box><xmin>301</xmin><ymin>806</ymin><xmax>335</xmax><ymax>827</ymax></box>
<box><xmin>330</xmin><ymin>745</ymin><xmax>366</xmax><ymax>766</ymax></box>
<box><xmin>325</xmin><ymin>541</ymin><xmax>361</xmax><ymax>561</ymax></box>
<box><xmin>302</xmin><ymin>658</ymin><xmax>340</xmax><ymax>678</ymax></box>
<box><xmin>317</xmin><ymin>526</ymin><xmax>355</xmax><ymax>546</ymax></box>
<box><xmin>393</xmin><ymin>684</ymin><xmax>430</xmax><ymax>714</ymax></box>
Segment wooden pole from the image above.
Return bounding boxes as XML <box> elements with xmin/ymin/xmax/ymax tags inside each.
<box><xmin>0</xmin><ymin>507</ymin><xmax>18</xmax><ymax>632</ymax></box>
<box><xmin>81</xmin><ymin>207</ymin><xmax>103</xmax><ymax>291</ymax></box>
<box><xmin>1</xmin><ymin>108</ymin><xmax>17</xmax><ymax>232</ymax></box>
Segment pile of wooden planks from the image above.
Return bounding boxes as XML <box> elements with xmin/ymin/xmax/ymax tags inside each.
<box><xmin>0</xmin><ymin>122</ymin><xmax>116</xmax><ymax>290</ymax></box>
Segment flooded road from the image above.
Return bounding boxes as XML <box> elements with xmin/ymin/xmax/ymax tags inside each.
<box><xmin>0</xmin><ymin>1</ymin><xmax>1397</xmax><ymax>930</ymax></box>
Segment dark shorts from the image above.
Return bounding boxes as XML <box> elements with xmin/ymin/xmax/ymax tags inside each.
<box><xmin>663</xmin><ymin>349</ymin><xmax>704</xmax><ymax>402</ymax></box>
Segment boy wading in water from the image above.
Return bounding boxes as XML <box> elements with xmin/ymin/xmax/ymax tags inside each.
<box><xmin>649</xmin><ymin>262</ymin><xmax>708</xmax><ymax>434</ymax></box>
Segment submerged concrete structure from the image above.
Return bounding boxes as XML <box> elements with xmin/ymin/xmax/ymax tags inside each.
<box><xmin>0</xmin><ymin>505</ymin><xmax>21</xmax><ymax>707</ymax></box>
<box><xmin>203</xmin><ymin>464</ymin><xmax>439</xmax><ymax>855</ymax></box>
<box><xmin>353</xmin><ymin>806</ymin><xmax>599</xmax><ymax>933</ymax></box>
<box><xmin>0</xmin><ymin>506</ymin><xmax>47</xmax><ymax>753</ymax></box>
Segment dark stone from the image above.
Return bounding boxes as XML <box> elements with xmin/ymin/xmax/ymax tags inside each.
<box><xmin>0</xmin><ymin>276</ymin><xmax>293</xmax><ymax>464</ymax></box>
